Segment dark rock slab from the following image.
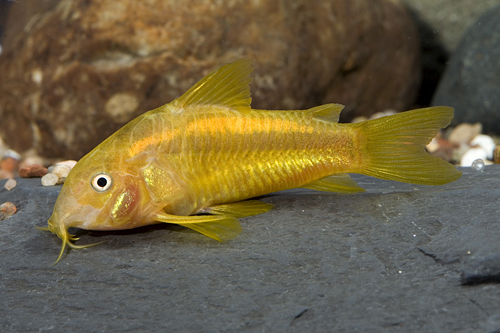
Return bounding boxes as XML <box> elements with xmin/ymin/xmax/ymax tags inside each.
<box><xmin>1</xmin><ymin>166</ymin><xmax>500</xmax><ymax>332</ymax></box>
<box><xmin>461</xmin><ymin>254</ymin><xmax>500</xmax><ymax>285</ymax></box>
<box><xmin>432</xmin><ymin>4</ymin><xmax>500</xmax><ymax>134</ymax></box>
<box><xmin>402</xmin><ymin>0</ymin><xmax>500</xmax><ymax>52</ymax></box>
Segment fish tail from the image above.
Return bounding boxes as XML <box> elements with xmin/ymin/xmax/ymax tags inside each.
<box><xmin>353</xmin><ymin>106</ymin><xmax>461</xmax><ymax>185</ymax></box>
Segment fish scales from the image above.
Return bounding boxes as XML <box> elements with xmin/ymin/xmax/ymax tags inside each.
<box><xmin>152</xmin><ymin>108</ymin><xmax>358</xmax><ymax>207</ymax></box>
<box><xmin>40</xmin><ymin>59</ymin><xmax>461</xmax><ymax>263</ymax></box>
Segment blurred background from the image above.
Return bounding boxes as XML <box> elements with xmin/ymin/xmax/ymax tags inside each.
<box><xmin>0</xmin><ymin>0</ymin><xmax>499</xmax><ymax>180</ymax></box>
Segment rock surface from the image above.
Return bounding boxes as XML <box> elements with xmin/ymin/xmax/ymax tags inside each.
<box><xmin>401</xmin><ymin>0</ymin><xmax>500</xmax><ymax>106</ymax></box>
<box><xmin>1</xmin><ymin>166</ymin><xmax>499</xmax><ymax>332</ymax></box>
<box><xmin>0</xmin><ymin>0</ymin><xmax>420</xmax><ymax>159</ymax></box>
<box><xmin>402</xmin><ymin>0</ymin><xmax>500</xmax><ymax>52</ymax></box>
<box><xmin>432</xmin><ymin>5</ymin><xmax>500</xmax><ymax>135</ymax></box>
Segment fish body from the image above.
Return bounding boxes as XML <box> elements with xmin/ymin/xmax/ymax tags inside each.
<box><xmin>42</xmin><ymin>59</ymin><xmax>461</xmax><ymax>263</ymax></box>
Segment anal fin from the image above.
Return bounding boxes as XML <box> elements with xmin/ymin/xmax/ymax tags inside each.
<box><xmin>300</xmin><ymin>173</ymin><xmax>365</xmax><ymax>193</ymax></box>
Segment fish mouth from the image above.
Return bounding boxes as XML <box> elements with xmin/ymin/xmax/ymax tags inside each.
<box><xmin>42</xmin><ymin>213</ymin><xmax>102</xmax><ymax>264</ymax></box>
<box><xmin>44</xmin><ymin>215</ymin><xmax>79</xmax><ymax>264</ymax></box>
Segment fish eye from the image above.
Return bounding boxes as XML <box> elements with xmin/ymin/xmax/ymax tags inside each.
<box><xmin>91</xmin><ymin>173</ymin><xmax>113</xmax><ymax>192</ymax></box>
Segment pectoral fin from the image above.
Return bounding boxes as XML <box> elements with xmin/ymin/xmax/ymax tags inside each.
<box><xmin>202</xmin><ymin>200</ymin><xmax>274</xmax><ymax>218</ymax></box>
<box><xmin>154</xmin><ymin>212</ymin><xmax>241</xmax><ymax>241</ymax></box>
<box><xmin>300</xmin><ymin>173</ymin><xmax>365</xmax><ymax>193</ymax></box>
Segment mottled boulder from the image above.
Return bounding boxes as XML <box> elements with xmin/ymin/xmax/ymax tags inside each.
<box><xmin>0</xmin><ymin>0</ymin><xmax>420</xmax><ymax>159</ymax></box>
<box><xmin>432</xmin><ymin>4</ymin><xmax>500</xmax><ymax>134</ymax></box>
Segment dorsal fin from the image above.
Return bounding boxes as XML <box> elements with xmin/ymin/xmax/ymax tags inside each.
<box><xmin>307</xmin><ymin>103</ymin><xmax>344</xmax><ymax>122</ymax></box>
<box><xmin>172</xmin><ymin>59</ymin><xmax>253</xmax><ymax>112</ymax></box>
<box><xmin>300</xmin><ymin>173</ymin><xmax>365</xmax><ymax>193</ymax></box>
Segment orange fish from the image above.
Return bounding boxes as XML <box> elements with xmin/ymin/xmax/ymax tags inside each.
<box><xmin>39</xmin><ymin>59</ymin><xmax>461</xmax><ymax>263</ymax></box>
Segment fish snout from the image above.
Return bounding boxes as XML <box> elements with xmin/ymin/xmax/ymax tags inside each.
<box><xmin>47</xmin><ymin>211</ymin><xmax>68</xmax><ymax>241</ymax></box>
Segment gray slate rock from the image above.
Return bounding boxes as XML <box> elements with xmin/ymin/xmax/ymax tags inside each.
<box><xmin>402</xmin><ymin>0</ymin><xmax>500</xmax><ymax>52</ymax></box>
<box><xmin>1</xmin><ymin>166</ymin><xmax>500</xmax><ymax>332</ymax></box>
<box><xmin>432</xmin><ymin>4</ymin><xmax>500</xmax><ymax>134</ymax></box>
<box><xmin>461</xmin><ymin>254</ymin><xmax>500</xmax><ymax>285</ymax></box>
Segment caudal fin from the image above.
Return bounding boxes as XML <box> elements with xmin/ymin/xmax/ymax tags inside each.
<box><xmin>353</xmin><ymin>106</ymin><xmax>461</xmax><ymax>185</ymax></box>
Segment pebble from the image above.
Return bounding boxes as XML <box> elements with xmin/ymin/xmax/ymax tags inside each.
<box><xmin>495</xmin><ymin>146</ymin><xmax>500</xmax><ymax>164</ymax></box>
<box><xmin>4</xmin><ymin>149</ymin><xmax>21</xmax><ymax>161</ymax></box>
<box><xmin>457</xmin><ymin>132</ymin><xmax>497</xmax><ymax>167</ymax></box>
<box><xmin>351</xmin><ymin>116</ymin><xmax>368</xmax><ymax>123</ymax></box>
<box><xmin>0</xmin><ymin>202</ymin><xmax>17</xmax><ymax>220</ymax></box>
<box><xmin>461</xmin><ymin>147</ymin><xmax>489</xmax><ymax>167</ymax></box>
<box><xmin>426</xmin><ymin>137</ymin><xmax>440</xmax><ymax>154</ymax></box>
<box><xmin>4</xmin><ymin>178</ymin><xmax>17</xmax><ymax>190</ymax></box>
<box><xmin>41</xmin><ymin>173</ymin><xmax>60</xmax><ymax>186</ymax></box>
<box><xmin>55</xmin><ymin>160</ymin><xmax>77</xmax><ymax>169</ymax></box>
<box><xmin>19</xmin><ymin>164</ymin><xmax>48</xmax><ymax>178</ymax></box>
<box><xmin>42</xmin><ymin>160</ymin><xmax>78</xmax><ymax>186</ymax></box>
<box><xmin>351</xmin><ymin>110</ymin><xmax>399</xmax><ymax>124</ymax></box>
<box><xmin>448</xmin><ymin>123</ymin><xmax>482</xmax><ymax>146</ymax></box>
<box><xmin>471</xmin><ymin>134</ymin><xmax>496</xmax><ymax>160</ymax></box>
<box><xmin>369</xmin><ymin>109</ymin><xmax>397</xmax><ymax>120</ymax></box>
<box><xmin>51</xmin><ymin>164</ymin><xmax>72</xmax><ymax>180</ymax></box>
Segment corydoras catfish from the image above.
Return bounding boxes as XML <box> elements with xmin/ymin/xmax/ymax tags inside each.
<box><xmin>39</xmin><ymin>59</ymin><xmax>461</xmax><ymax>263</ymax></box>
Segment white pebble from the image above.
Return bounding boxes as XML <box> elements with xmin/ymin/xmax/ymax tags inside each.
<box><xmin>471</xmin><ymin>134</ymin><xmax>496</xmax><ymax>160</ymax></box>
<box><xmin>426</xmin><ymin>137</ymin><xmax>439</xmax><ymax>153</ymax></box>
<box><xmin>351</xmin><ymin>116</ymin><xmax>368</xmax><ymax>123</ymax></box>
<box><xmin>449</xmin><ymin>123</ymin><xmax>482</xmax><ymax>145</ymax></box>
<box><xmin>460</xmin><ymin>148</ymin><xmax>487</xmax><ymax>167</ymax></box>
<box><xmin>41</xmin><ymin>173</ymin><xmax>59</xmax><ymax>186</ymax></box>
<box><xmin>369</xmin><ymin>109</ymin><xmax>397</xmax><ymax>120</ymax></box>
<box><xmin>471</xmin><ymin>159</ymin><xmax>485</xmax><ymax>171</ymax></box>
<box><xmin>51</xmin><ymin>164</ymin><xmax>72</xmax><ymax>179</ymax></box>
<box><xmin>4</xmin><ymin>149</ymin><xmax>21</xmax><ymax>160</ymax></box>
<box><xmin>4</xmin><ymin>178</ymin><xmax>17</xmax><ymax>191</ymax></box>
<box><xmin>56</xmin><ymin>160</ymin><xmax>77</xmax><ymax>169</ymax></box>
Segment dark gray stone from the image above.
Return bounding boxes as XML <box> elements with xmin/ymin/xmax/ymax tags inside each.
<box><xmin>402</xmin><ymin>0</ymin><xmax>500</xmax><ymax>53</ymax></box>
<box><xmin>1</xmin><ymin>166</ymin><xmax>500</xmax><ymax>332</ymax></box>
<box><xmin>461</xmin><ymin>254</ymin><xmax>500</xmax><ymax>285</ymax></box>
<box><xmin>432</xmin><ymin>4</ymin><xmax>500</xmax><ymax>134</ymax></box>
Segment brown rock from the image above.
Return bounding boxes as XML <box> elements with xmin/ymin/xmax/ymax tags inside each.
<box><xmin>0</xmin><ymin>0</ymin><xmax>420</xmax><ymax>159</ymax></box>
<box><xmin>19</xmin><ymin>164</ymin><xmax>48</xmax><ymax>178</ymax></box>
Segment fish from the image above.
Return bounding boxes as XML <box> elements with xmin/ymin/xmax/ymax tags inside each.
<box><xmin>38</xmin><ymin>59</ymin><xmax>462</xmax><ymax>263</ymax></box>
